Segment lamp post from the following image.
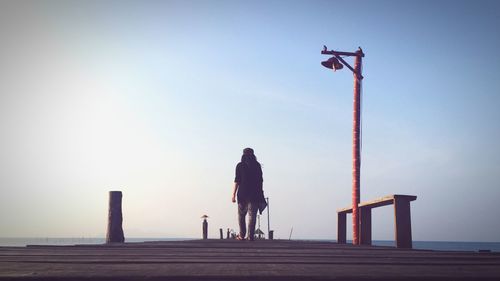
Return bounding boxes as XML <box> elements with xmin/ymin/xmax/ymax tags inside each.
<box><xmin>201</xmin><ymin>214</ymin><xmax>209</xmax><ymax>239</ymax></box>
<box><xmin>321</xmin><ymin>46</ymin><xmax>365</xmax><ymax>245</ymax></box>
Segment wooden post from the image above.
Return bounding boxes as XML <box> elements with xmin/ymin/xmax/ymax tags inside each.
<box><xmin>337</xmin><ymin>212</ymin><xmax>347</xmax><ymax>244</ymax></box>
<box><xmin>219</xmin><ymin>228</ymin><xmax>223</xmax><ymax>239</ymax></box>
<box><xmin>202</xmin><ymin>219</ymin><xmax>208</xmax><ymax>239</ymax></box>
<box><xmin>359</xmin><ymin>207</ymin><xmax>372</xmax><ymax>245</ymax></box>
<box><xmin>106</xmin><ymin>191</ymin><xmax>124</xmax><ymax>243</ymax></box>
<box><xmin>394</xmin><ymin>197</ymin><xmax>413</xmax><ymax>248</ymax></box>
<box><xmin>226</xmin><ymin>228</ymin><xmax>230</xmax><ymax>239</ymax></box>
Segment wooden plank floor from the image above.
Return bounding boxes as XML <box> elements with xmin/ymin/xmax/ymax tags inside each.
<box><xmin>1</xmin><ymin>239</ymin><xmax>499</xmax><ymax>280</ymax></box>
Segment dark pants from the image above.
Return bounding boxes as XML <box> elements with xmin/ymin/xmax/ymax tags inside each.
<box><xmin>238</xmin><ymin>201</ymin><xmax>258</xmax><ymax>240</ymax></box>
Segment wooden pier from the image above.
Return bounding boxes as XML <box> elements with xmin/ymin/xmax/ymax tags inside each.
<box><xmin>1</xmin><ymin>239</ymin><xmax>499</xmax><ymax>280</ymax></box>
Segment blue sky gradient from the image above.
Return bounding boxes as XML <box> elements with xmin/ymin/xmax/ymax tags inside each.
<box><xmin>0</xmin><ymin>0</ymin><xmax>499</xmax><ymax>241</ymax></box>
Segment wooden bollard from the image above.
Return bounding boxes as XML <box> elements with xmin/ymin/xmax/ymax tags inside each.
<box><xmin>106</xmin><ymin>191</ymin><xmax>124</xmax><ymax>243</ymax></box>
<box><xmin>219</xmin><ymin>228</ymin><xmax>223</xmax><ymax>239</ymax></box>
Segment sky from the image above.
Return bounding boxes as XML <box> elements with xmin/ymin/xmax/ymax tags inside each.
<box><xmin>0</xmin><ymin>0</ymin><xmax>499</xmax><ymax>242</ymax></box>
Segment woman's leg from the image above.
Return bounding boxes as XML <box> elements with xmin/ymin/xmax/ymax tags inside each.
<box><xmin>247</xmin><ymin>202</ymin><xmax>258</xmax><ymax>240</ymax></box>
<box><xmin>238</xmin><ymin>201</ymin><xmax>248</xmax><ymax>238</ymax></box>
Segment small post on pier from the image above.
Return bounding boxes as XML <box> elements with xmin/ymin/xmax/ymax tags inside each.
<box><xmin>337</xmin><ymin>212</ymin><xmax>347</xmax><ymax>244</ymax></box>
<box><xmin>394</xmin><ymin>197</ymin><xmax>413</xmax><ymax>248</ymax></box>
<box><xmin>266</xmin><ymin>197</ymin><xmax>271</xmax><ymax>240</ymax></box>
<box><xmin>219</xmin><ymin>228</ymin><xmax>223</xmax><ymax>239</ymax></box>
<box><xmin>359</xmin><ymin>206</ymin><xmax>372</xmax><ymax>245</ymax></box>
<box><xmin>106</xmin><ymin>191</ymin><xmax>124</xmax><ymax>243</ymax></box>
<box><xmin>201</xmin><ymin>215</ymin><xmax>209</xmax><ymax>239</ymax></box>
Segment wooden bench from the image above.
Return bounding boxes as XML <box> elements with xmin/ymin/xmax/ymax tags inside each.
<box><xmin>337</xmin><ymin>194</ymin><xmax>417</xmax><ymax>248</ymax></box>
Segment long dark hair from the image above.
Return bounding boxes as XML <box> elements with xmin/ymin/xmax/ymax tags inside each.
<box><xmin>241</xmin><ymin>153</ymin><xmax>261</xmax><ymax>169</ymax></box>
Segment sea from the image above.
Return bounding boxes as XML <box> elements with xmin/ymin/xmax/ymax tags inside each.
<box><xmin>0</xmin><ymin>238</ymin><xmax>499</xmax><ymax>252</ymax></box>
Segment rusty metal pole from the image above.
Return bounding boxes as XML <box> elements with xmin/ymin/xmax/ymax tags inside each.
<box><xmin>352</xmin><ymin>50</ymin><xmax>363</xmax><ymax>245</ymax></box>
<box><xmin>320</xmin><ymin>46</ymin><xmax>365</xmax><ymax>245</ymax></box>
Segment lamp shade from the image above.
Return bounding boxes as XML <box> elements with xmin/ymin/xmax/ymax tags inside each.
<box><xmin>321</xmin><ymin>57</ymin><xmax>343</xmax><ymax>71</ymax></box>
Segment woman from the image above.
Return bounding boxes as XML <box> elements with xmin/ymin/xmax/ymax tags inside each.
<box><xmin>231</xmin><ymin>147</ymin><xmax>264</xmax><ymax>241</ymax></box>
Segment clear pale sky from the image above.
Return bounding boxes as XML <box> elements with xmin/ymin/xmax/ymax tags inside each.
<box><xmin>0</xmin><ymin>0</ymin><xmax>499</xmax><ymax>241</ymax></box>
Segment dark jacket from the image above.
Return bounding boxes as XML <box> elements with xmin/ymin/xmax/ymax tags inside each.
<box><xmin>234</xmin><ymin>161</ymin><xmax>263</xmax><ymax>203</ymax></box>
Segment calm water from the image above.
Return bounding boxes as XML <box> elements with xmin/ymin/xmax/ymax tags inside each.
<box><xmin>0</xmin><ymin>237</ymin><xmax>190</xmax><ymax>247</ymax></box>
<box><xmin>372</xmin><ymin>240</ymin><xmax>500</xmax><ymax>252</ymax></box>
<box><xmin>0</xmin><ymin>238</ymin><xmax>499</xmax><ymax>252</ymax></box>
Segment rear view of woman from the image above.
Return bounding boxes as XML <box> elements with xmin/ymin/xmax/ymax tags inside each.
<box><xmin>231</xmin><ymin>148</ymin><xmax>264</xmax><ymax>241</ymax></box>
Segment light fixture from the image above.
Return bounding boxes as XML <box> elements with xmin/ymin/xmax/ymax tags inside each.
<box><xmin>321</xmin><ymin>56</ymin><xmax>344</xmax><ymax>71</ymax></box>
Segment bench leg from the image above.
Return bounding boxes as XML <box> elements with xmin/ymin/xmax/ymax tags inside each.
<box><xmin>394</xmin><ymin>198</ymin><xmax>413</xmax><ymax>248</ymax></box>
<box><xmin>360</xmin><ymin>207</ymin><xmax>372</xmax><ymax>245</ymax></box>
<box><xmin>337</xmin><ymin>212</ymin><xmax>346</xmax><ymax>244</ymax></box>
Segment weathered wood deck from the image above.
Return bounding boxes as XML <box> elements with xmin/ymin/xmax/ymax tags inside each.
<box><xmin>1</xmin><ymin>239</ymin><xmax>499</xmax><ymax>280</ymax></box>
